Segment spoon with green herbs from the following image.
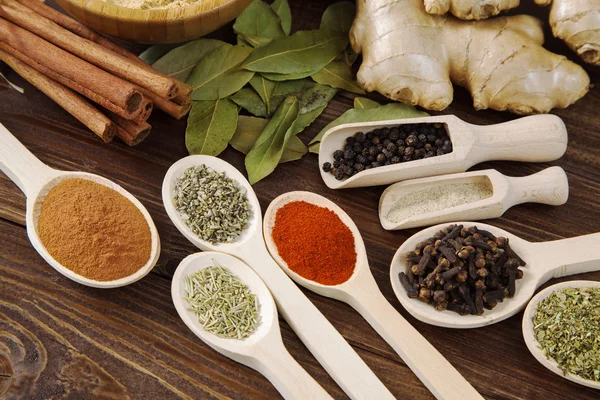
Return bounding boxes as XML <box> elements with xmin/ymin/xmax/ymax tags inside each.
<box><xmin>172</xmin><ymin>251</ymin><xmax>332</xmax><ymax>399</ymax></box>
<box><xmin>390</xmin><ymin>222</ymin><xmax>600</xmax><ymax>328</ymax></box>
<box><xmin>522</xmin><ymin>280</ymin><xmax>600</xmax><ymax>390</ymax></box>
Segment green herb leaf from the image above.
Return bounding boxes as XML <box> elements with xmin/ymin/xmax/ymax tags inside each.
<box><xmin>320</xmin><ymin>1</ymin><xmax>356</xmax><ymax>34</ymax></box>
<box><xmin>187</xmin><ymin>45</ymin><xmax>255</xmax><ymax>101</ymax></box>
<box><xmin>340</xmin><ymin>46</ymin><xmax>359</xmax><ymax>67</ymax></box>
<box><xmin>261</xmin><ymin>69</ymin><xmax>323</xmax><ymax>81</ymax></box>
<box><xmin>308</xmin><ymin>103</ymin><xmax>428</xmax><ymax>153</ymax></box>
<box><xmin>230</xmin><ymin>87</ymin><xmax>267</xmax><ymax>117</ymax></box>
<box><xmin>186</xmin><ymin>99</ymin><xmax>239</xmax><ymax>156</ymax></box>
<box><xmin>311</xmin><ymin>61</ymin><xmax>364</xmax><ymax>94</ymax></box>
<box><xmin>241</xmin><ymin>29</ymin><xmax>348</xmax><ymax>75</ymax></box>
<box><xmin>271</xmin><ymin>0</ymin><xmax>292</xmax><ymax>36</ymax></box>
<box><xmin>237</xmin><ymin>36</ymin><xmax>253</xmax><ymax>47</ymax></box>
<box><xmin>298</xmin><ymin>84</ymin><xmax>337</xmax><ymax>114</ymax></box>
<box><xmin>233</xmin><ymin>0</ymin><xmax>285</xmax><ymax>48</ymax></box>
<box><xmin>354</xmin><ymin>97</ymin><xmax>380</xmax><ymax>109</ymax></box>
<box><xmin>139</xmin><ymin>43</ymin><xmax>180</xmax><ymax>64</ymax></box>
<box><xmin>153</xmin><ymin>39</ymin><xmax>227</xmax><ymax>82</ymax></box>
<box><xmin>281</xmin><ymin>136</ymin><xmax>307</xmax><ymax>163</ymax></box>
<box><xmin>230</xmin><ymin>116</ymin><xmax>269</xmax><ymax>154</ymax></box>
<box><xmin>249</xmin><ymin>75</ymin><xmax>277</xmax><ymax>114</ymax></box>
<box><xmin>288</xmin><ymin>105</ymin><xmax>326</xmax><ymax>136</ymax></box>
<box><xmin>245</xmin><ymin>96</ymin><xmax>299</xmax><ymax>183</ymax></box>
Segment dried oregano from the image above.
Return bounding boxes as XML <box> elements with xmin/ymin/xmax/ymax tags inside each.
<box><xmin>173</xmin><ymin>165</ymin><xmax>250</xmax><ymax>244</ymax></box>
<box><xmin>533</xmin><ymin>287</ymin><xmax>600</xmax><ymax>382</ymax></box>
<box><xmin>184</xmin><ymin>262</ymin><xmax>261</xmax><ymax>339</ymax></box>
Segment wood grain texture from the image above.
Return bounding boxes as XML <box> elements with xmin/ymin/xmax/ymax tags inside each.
<box><xmin>0</xmin><ymin>0</ymin><xmax>599</xmax><ymax>398</ymax></box>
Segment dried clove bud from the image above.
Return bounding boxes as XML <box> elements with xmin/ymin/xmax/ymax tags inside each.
<box><xmin>447</xmin><ymin>302</ymin><xmax>471</xmax><ymax>315</ymax></box>
<box><xmin>455</xmin><ymin>270</ymin><xmax>468</xmax><ymax>283</ymax></box>
<box><xmin>419</xmin><ymin>287</ymin><xmax>432</xmax><ymax>303</ymax></box>
<box><xmin>399</xmin><ymin>272</ymin><xmax>418</xmax><ymax>298</ymax></box>
<box><xmin>474</xmin><ymin>288</ymin><xmax>484</xmax><ymax>315</ymax></box>
<box><xmin>437</xmin><ymin>244</ymin><xmax>458</xmax><ymax>263</ymax></box>
<box><xmin>441</xmin><ymin>224</ymin><xmax>462</xmax><ymax>241</ymax></box>
<box><xmin>483</xmin><ymin>289</ymin><xmax>505</xmax><ymax>303</ymax></box>
<box><xmin>441</xmin><ymin>266</ymin><xmax>462</xmax><ymax>280</ymax></box>
<box><xmin>433</xmin><ymin>290</ymin><xmax>447</xmax><ymax>304</ymax></box>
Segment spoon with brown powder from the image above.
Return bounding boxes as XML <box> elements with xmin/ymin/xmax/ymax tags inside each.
<box><xmin>0</xmin><ymin>122</ymin><xmax>160</xmax><ymax>288</ymax></box>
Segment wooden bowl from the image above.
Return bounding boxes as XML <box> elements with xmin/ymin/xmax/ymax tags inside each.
<box><xmin>54</xmin><ymin>0</ymin><xmax>252</xmax><ymax>44</ymax></box>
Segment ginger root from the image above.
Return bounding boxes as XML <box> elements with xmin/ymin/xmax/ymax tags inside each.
<box><xmin>549</xmin><ymin>0</ymin><xmax>600</xmax><ymax>65</ymax></box>
<box><xmin>424</xmin><ymin>0</ymin><xmax>520</xmax><ymax>19</ymax></box>
<box><xmin>350</xmin><ymin>0</ymin><xmax>590</xmax><ymax>114</ymax></box>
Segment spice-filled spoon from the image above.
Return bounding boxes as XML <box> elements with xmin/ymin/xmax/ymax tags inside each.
<box><xmin>522</xmin><ymin>280</ymin><xmax>600</xmax><ymax>390</ymax></box>
<box><xmin>0</xmin><ymin>122</ymin><xmax>160</xmax><ymax>288</ymax></box>
<box><xmin>162</xmin><ymin>155</ymin><xmax>394</xmax><ymax>400</ymax></box>
<box><xmin>379</xmin><ymin>167</ymin><xmax>569</xmax><ymax>230</ymax></box>
<box><xmin>172</xmin><ymin>252</ymin><xmax>333</xmax><ymax>400</ymax></box>
<box><xmin>390</xmin><ymin>222</ymin><xmax>600</xmax><ymax>329</ymax></box>
<box><xmin>263</xmin><ymin>191</ymin><xmax>483</xmax><ymax>400</ymax></box>
<box><xmin>319</xmin><ymin>114</ymin><xmax>567</xmax><ymax>189</ymax></box>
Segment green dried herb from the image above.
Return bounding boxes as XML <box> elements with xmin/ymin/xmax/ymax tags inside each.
<box><xmin>353</xmin><ymin>97</ymin><xmax>380</xmax><ymax>109</ymax></box>
<box><xmin>153</xmin><ymin>39</ymin><xmax>227</xmax><ymax>82</ymax></box>
<box><xmin>185</xmin><ymin>99</ymin><xmax>238</xmax><ymax>156</ymax></box>
<box><xmin>249</xmin><ymin>75</ymin><xmax>277</xmax><ymax>114</ymax></box>
<box><xmin>311</xmin><ymin>60</ymin><xmax>364</xmax><ymax>95</ymax></box>
<box><xmin>233</xmin><ymin>0</ymin><xmax>285</xmax><ymax>48</ymax></box>
<box><xmin>271</xmin><ymin>0</ymin><xmax>292</xmax><ymax>36</ymax></box>
<box><xmin>173</xmin><ymin>165</ymin><xmax>251</xmax><ymax>243</ymax></box>
<box><xmin>138</xmin><ymin>43</ymin><xmax>180</xmax><ymax>64</ymax></box>
<box><xmin>320</xmin><ymin>1</ymin><xmax>355</xmax><ymax>34</ymax></box>
<box><xmin>533</xmin><ymin>287</ymin><xmax>600</xmax><ymax>382</ymax></box>
<box><xmin>184</xmin><ymin>262</ymin><xmax>261</xmax><ymax>339</ymax></box>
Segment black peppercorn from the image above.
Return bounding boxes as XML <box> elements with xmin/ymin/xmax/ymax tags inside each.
<box><xmin>391</xmin><ymin>156</ymin><xmax>401</xmax><ymax>163</ymax></box>
<box><xmin>381</xmin><ymin>127</ymin><xmax>390</xmax><ymax>137</ymax></box>
<box><xmin>414</xmin><ymin>140</ymin><xmax>424</xmax><ymax>149</ymax></box>
<box><xmin>427</xmin><ymin>133</ymin><xmax>437</xmax><ymax>143</ymax></box>
<box><xmin>373</xmin><ymin>161</ymin><xmax>383</xmax><ymax>167</ymax></box>
<box><xmin>367</xmin><ymin>155</ymin><xmax>375</xmax><ymax>162</ymax></box>
<box><xmin>435</xmin><ymin>138</ymin><xmax>444</xmax><ymax>147</ymax></box>
<box><xmin>368</xmin><ymin>147</ymin><xmax>379</xmax><ymax>157</ymax></box>
<box><xmin>389</xmin><ymin>129</ymin><xmax>399</xmax><ymax>141</ymax></box>
<box><xmin>356</xmin><ymin>154</ymin><xmax>367</xmax><ymax>164</ymax></box>
<box><xmin>352</xmin><ymin>144</ymin><xmax>363</xmax><ymax>154</ymax></box>
<box><xmin>386</xmin><ymin>143</ymin><xmax>397</xmax><ymax>152</ymax></box>
<box><xmin>333</xmin><ymin>160</ymin><xmax>341</xmax><ymax>168</ymax></box>
<box><xmin>383</xmin><ymin>138</ymin><xmax>391</xmax><ymax>147</ymax></box>
<box><xmin>404</xmin><ymin>146</ymin><xmax>414</xmax><ymax>156</ymax></box>
<box><xmin>342</xmin><ymin>165</ymin><xmax>354</xmax><ymax>175</ymax></box>
<box><xmin>397</xmin><ymin>145</ymin><xmax>406</xmax><ymax>154</ymax></box>
<box><xmin>354</xmin><ymin>163</ymin><xmax>365</xmax><ymax>172</ymax></box>
<box><xmin>376</xmin><ymin>153</ymin><xmax>387</xmax><ymax>163</ymax></box>
<box><xmin>376</xmin><ymin>143</ymin><xmax>384</xmax><ymax>151</ymax></box>
<box><xmin>361</xmin><ymin>147</ymin><xmax>369</xmax><ymax>156</ymax></box>
<box><xmin>333</xmin><ymin>168</ymin><xmax>345</xmax><ymax>180</ymax></box>
<box><xmin>383</xmin><ymin>149</ymin><xmax>394</xmax><ymax>159</ymax></box>
<box><xmin>344</xmin><ymin>149</ymin><xmax>356</xmax><ymax>160</ymax></box>
<box><xmin>371</xmin><ymin>136</ymin><xmax>380</xmax><ymax>145</ymax></box>
<box><xmin>344</xmin><ymin>144</ymin><xmax>352</xmax><ymax>151</ymax></box>
<box><xmin>406</xmin><ymin>134</ymin><xmax>417</xmax><ymax>147</ymax></box>
<box><xmin>333</xmin><ymin>150</ymin><xmax>343</xmax><ymax>160</ymax></box>
<box><xmin>425</xmin><ymin>151</ymin><xmax>435</xmax><ymax>158</ymax></box>
<box><xmin>418</xmin><ymin>134</ymin><xmax>427</xmax><ymax>143</ymax></box>
<box><xmin>322</xmin><ymin>162</ymin><xmax>332</xmax><ymax>172</ymax></box>
<box><xmin>403</xmin><ymin>154</ymin><xmax>412</xmax><ymax>162</ymax></box>
<box><xmin>436</xmin><ymin>149</ymin><xmax>445</xmax><ymax>156</ymax></box>
<box><xmin>355</xmin><ymin>132</ymin><xmax>366</xmax><ymax>142</ymax></box>
<box><xmin>346</xmin><ymin>136</ymin><xmax>355</xmax><ymax>145</ymax></box>
<box><xmin>366</xmin><ymin>131</ymin><xmax>374</xmax><ymax>140</ymax></box>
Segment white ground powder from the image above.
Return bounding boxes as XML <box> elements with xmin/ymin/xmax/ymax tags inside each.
<box><xmin>386</xmin><ymin>181</ymin><xmax>493</xmax><ymax>223</ymax></box>
<box><xmin>102</xmin><ymin>0</ymin><xmax>198</xmax><ymax>10</ymax></box>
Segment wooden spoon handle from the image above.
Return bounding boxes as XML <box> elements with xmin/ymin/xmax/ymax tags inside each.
<box><xmin>0</xmin><ymin>122</ymin><xmax>56</xmax><ymax>197</ymax></box>
<box><xmin>532</xmin><ymin>233</ymin><xmax>600</xmax><ymax>280</ymax></box>
<box><xmin>505</xmin><ymin>166</ymin><xmax>569</xmax><ymax>207</ymax></box>
<box><xmin>470</xmin><ymin>114</ymin><xmax>567</xmax><ymax>164</ymax></box>
<box><xmin>348</xmin><ymin>287</ymin><xmax>483</xmax><ymax>400</ymax></box>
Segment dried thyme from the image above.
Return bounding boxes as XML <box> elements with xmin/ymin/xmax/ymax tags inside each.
<box><xmin>533</xmin><ymin>287</ymin><xmax>600</xmax><ymax>382</ymax></box>
<box><xmin>173</xmin><ymin>165</ymin><xmax>251</xmax><ymax>244</ymax></box>
<box><xmin>184</xmin><ymin>262</ymin><xmax>261</xmax><ymax>339</ymax></box>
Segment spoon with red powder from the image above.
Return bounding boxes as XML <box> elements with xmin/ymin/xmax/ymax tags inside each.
<box><xmin>264</xmin><ymin>191</ymin><xmax>482</xmax><ymax>400</ymax></box>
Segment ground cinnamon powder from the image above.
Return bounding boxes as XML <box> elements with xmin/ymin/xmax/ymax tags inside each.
<box><xmin>271</xmin><ymin>201</ymin><xmax>356</xmax><ymax>285</ymax></box>
<box><xmin>37</xmin><ymin>178</ymin><xmax>152</xmax><ymax>281</ymax></box>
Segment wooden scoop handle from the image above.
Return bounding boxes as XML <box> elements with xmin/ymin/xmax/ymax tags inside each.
<box><xmin>505</xmin><ymin>166</ymin><xmax>569</xmax><ymax>207</ymax></box>
<box><xmin>470</xmin><ymin>114</ymin><xmax>567</xmax><ymax>164</ymax></box>
<box><xmin>0</xmin><ymin>122</ymin><xmax>56</xmax><ymax>197</ymax></box>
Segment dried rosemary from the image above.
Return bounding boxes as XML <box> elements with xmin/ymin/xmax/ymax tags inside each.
<box><xmin>533</xmin><ymin>287</ymin><xmax>600</xmax><ymax>382</ymax></box>
<box><xmin>184</xmin><ymin>262</ymin><xmax>261</xmax><ymax>340</ymax></box>
<box><xmin>173</xmin><ymin>165</ymin><xmax>251</xmax><ymax>244</ymax></box>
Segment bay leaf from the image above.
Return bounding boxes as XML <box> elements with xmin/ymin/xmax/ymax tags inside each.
<box><xmin>233</xmin><ymin>0</ymin><xmax>284</xmax><ymax>48</ymax></box>
<box><xmin>249</xmin><ymin>75</ymin><xmax>276</xmax><ymax>114</ymax></box>
<box><xmin>298</xmin><ymin>84</ymin><xmax>337</xmax><ymax>114</ymax></box>
<box><xmin>241</xmin><ymin>29</ymin><xmax>348</xmax><ymax>75</ymax></box>
<box><xmin>340</xmin><ymin>46</ymin><xmax>359</xmax><ymax>67</ymax></box>
<box><xmin>230</xmin><ymin>87</ymin><xmax>267</xmax><ymax>117</ymax></box>
<box><xmin>268</xmin><ymin>78</ymin><xmax>316</xmax><ymax>115</ymax></box>
<box><xmin>308</xmin><ymin>103</ymin><xmax>428</xmax><ymax>153</ymax></box>
<box><xmin>230</xmin><ymin>116</ymin><xmax>269</xmax><ymax>154</ymax></box>
<box><xmin>354</xmin><ymin>97</ymin><xmax>380</xmax><ymax>109</ymax></box>
<box><xmin>281</xmin><ymin>136</ymin><xmax>307</xmax><ymax>163</ymax></box>
<box><xmin>311</xmin><ymin>60</ymin><xmax>364</xmax><ymax>94</ymax></box>
<box><xmin>237</xmin><ymin>36</ymin><xmax>253</xmax><ymax>47</ymax></box>
<box><xmin>187</xmin><ymin>45</ymin><xmax>255</xmax><ymax>101</ymax></box>
<box><xmin>153</xmin><ymin>39</ymin><xmax>227</xmax><ymax>82</ymax></box>
<box><xmin>139</xmin><ymin>43</ymin><xmax>180</xmax><ymax>64</ymax></box>
<box><xmin>320</xmin><ymin>1</ymin><xmax>356</xmax><ymax>34</ymax></box>
<box><xmin>245</xmin><ymin>96</ymin><xmax>299</xmax><ymax>184</ymax></box>
<box><xmin>271</xmin><ymin>0</ymin><xmax>291</xmax><ymax>36</ymax></box>
<box><xmin>288</xmin><ymin>105</ymin><xmax>326</xmax><ymax>136</ymax></box>
<box><xmin>261</xmin><ymin>68</ymin><xmax>323</xmax><ymax>81</ymax></box>
<box><xmin>186</xmin><ymin>99</ymin><xmax>238</xmax><ymax>156</ymax></box>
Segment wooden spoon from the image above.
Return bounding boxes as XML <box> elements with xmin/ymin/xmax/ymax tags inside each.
<box><xmin>162</xmin><ymin>155</ymin><xmax>394</xmax><ymax>400</ymax></box>
<box><xmin>172</xmin><ymin>252</ymin><xmax>332</xmax><ymax>400</ymax></box>
<box><xmin>319</xmin><ymin>114</ymin><xmax>567</xmax><ymax>189</ymax></box>
<box><xmin>263</xmin><ymin>191</ymin><xmax>483</xmax><ymax>400</ymax></box>
<box><xmin>522</xmin><ymin>280</ymin><xmax>600</xmax><ymax>390</ymax></box>
<box><xmin>0</xmin><ymin>122</ymin><xmax>160</xmax><ymax>288</ymax></box>
<box><xmin>390</xmin><ymin>222</ymin><xmax>600</xmax><ymax>328</ymax></box>
<box><xmin>379</xmin><ymin>167</ymin><xmax>569</xmax><ymax>230</ymax></box>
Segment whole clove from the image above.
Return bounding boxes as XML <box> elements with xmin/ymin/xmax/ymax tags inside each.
<box><xmin>401</xmin><ymin>224</ymin><xmax>526</xmax><ymax>316</ymax></box>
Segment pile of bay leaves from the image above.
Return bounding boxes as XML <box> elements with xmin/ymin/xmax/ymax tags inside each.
<box><xmin>142</xmin><ymin>0</ymin><xmax>425</xmax><ymax>184</ymax></box>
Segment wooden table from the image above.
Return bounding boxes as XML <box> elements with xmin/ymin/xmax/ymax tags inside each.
<box><xmin>0</xmin><ymin>1</ymin><xmax>599</xmax><ymax>399</ymax></box>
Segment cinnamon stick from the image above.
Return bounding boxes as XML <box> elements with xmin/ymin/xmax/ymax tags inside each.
<box><xmin>0</xmin><ymin>49</ymin><xmax>115</xmax><ymax>142</ymax></box>
<box><xmin>0</xmin><ymin>42</ymin><xmax>142</xmax><ymax>120</ymax></box>
<box><xmin>15</xmin><ymin>0</ymin><xmax>145</xmax><ymax>66</ymax></box>
<box><xmin>137</xmin><ymin>86</ymin><xmax>192</xmax><ymax>120</ymax></box>
<box><xmin>109</xmin><ymin>113</ymin><xmax>151</xmax><ymax>146</ymax></box>
<box><xmin>0</xmin><ymin>18</ymin><xmax>144</xmax><ymax>116</ymax></box>
<box><xmin>132</xmin><ymin>96</ymin><xmax>153</xmax><ymax>124</ymax></box>
<box><xmin>0</xmin><ymin>0</ymin><xmax>178</xmax><ymax>99</ymax></box>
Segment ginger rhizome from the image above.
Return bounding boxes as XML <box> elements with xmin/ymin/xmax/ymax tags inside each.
<box><xmin>423</xmin><ymin>0</ymin><xmax>600</xmax><ymax>66</ymax></box>
<box><xmin>350</xmin><ymin>0</ymin><xmax>590</xmax><ymax>114</ymax></box>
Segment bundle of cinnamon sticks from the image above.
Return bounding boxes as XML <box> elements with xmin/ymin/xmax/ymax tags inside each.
<box><xmin>0</xmin><ymin>0</ymin><xmax>192</xmax><ymax>145</ymax></box>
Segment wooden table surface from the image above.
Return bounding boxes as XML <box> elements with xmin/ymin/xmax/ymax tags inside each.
<box><xmin>1</xmin><ymin>1</ymin><xmax>599</xmax><ymax>399</ymax></box>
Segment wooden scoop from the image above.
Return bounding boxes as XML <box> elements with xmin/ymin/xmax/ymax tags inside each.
<box><xmin>0</xmin><ymin>122</ymin><xmax>160</xmax><ymax>288</ymax></box>
<box><xmin>390</xmin><ymin>222</ymin><xmax>600</xmax><ymax>329</ymax></box>
<box><xmin>263</xmin><ymin>191</ymin><xmax>483</xmax><ymax>400</ymax></box>
<box><xmin>379</xmin><ymin>167</ymin><xmax>569</xmax><ymax>230</ymax></box>
<box><xmin>319</xmin><ymin>114</ymin><xmax>568</xmax><ymax>189</ymax></box>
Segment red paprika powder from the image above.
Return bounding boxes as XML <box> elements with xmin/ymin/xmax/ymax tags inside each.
<box><xmin>271</xmin><ymin>200</ymin><xmax>356</xmax><ymax>285</ymax></box>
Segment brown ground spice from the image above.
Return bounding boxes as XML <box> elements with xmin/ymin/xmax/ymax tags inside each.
<box><xmin>37</xmin><ymin>178</ymin><xmax>152</xmax><ymax>281</ymax></box>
